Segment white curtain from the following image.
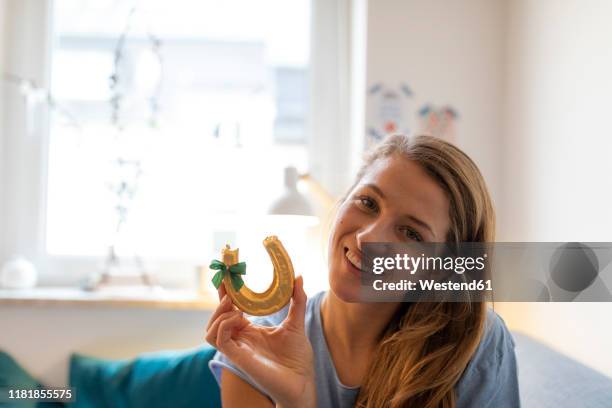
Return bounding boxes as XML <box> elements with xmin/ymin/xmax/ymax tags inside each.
<box><xmin>0</xmin><ymin>0</ymin><xmax>52</xmax><ymax>269</ymax></box>
<box><xmin>308</xmin><ymin>0</ymin><xmax>366</xmax><ymax>198</ymax></box>
<box><xmin>0</xmin><ymin>0</ymin><xmax>6</xmax><ymax>262</ymax></box>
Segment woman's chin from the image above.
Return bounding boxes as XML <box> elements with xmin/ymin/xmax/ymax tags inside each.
<box><xmin>329</xmin><ymin>275</ymin><xmax>363</xmax><ymax>303</ymax></box>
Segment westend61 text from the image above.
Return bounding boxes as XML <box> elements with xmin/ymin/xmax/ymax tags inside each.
<box><xmin>372</xmin><ymin>279</ymin><xmax>493</xmax><ymax>291</ymax></box>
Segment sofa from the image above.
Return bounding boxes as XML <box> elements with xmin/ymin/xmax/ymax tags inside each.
<box><xmin>513</xmin><ymin>333</ymin><xmax>612</xmax><ymax>407</ymax></box>
<box><xmin>1</xmin><ymin>332</ymin><xmax>611</xmax><ymax>407</ymax></box>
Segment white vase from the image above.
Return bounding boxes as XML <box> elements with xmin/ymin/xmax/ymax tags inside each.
<box><xmin>0</xmin><ymin>257</ymin><xmax>38</xmax><ymax>289</ymax></box>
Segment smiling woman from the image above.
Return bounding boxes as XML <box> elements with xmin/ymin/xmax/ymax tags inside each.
<box><xmin>206</xmin><ymin>135</ymin><xmax>519</xmax><ymax>408</ymax></box>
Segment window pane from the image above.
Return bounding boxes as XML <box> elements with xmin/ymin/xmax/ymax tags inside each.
<box><xmin>47</xmin><ymin>0</ymin><xmax>311</xmax><ymax>259</ymax></box>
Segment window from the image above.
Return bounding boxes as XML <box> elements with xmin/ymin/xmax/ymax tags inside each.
<box><xmin>47</xmin><ymin>1</ymin><xmax>311</xmax><ymax>274</ymax></box>
<box><xmin>1</xmin><ymin>0</ymin><xmax>357</xmax><ymax>292</ymax></box>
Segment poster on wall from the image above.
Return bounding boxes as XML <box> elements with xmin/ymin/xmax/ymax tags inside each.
<box><xmin>417</xmin><ymin>104</ymin><xmax>458</xmax><ymax>143</ymax></box>
<box><xmin>366</xmin><ymin>81</ymin><xmax>459</xmax><ymax>148</ymax></box>
<box><xmin>366</xmin><ymin>83</ymin><xmax>413</xmax><ymax>151</ymax></box>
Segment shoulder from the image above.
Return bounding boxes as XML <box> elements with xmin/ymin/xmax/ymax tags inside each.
<box><xmin>479</xmin><ymin>308</ymin><xmax>516</xmax><ymax>361</ymax></box>
<box><xmin>464</xmin><ymin>308</ymin><xmax>516</xmax><ymax>375</ymax></box>
<box><xmin>455</xmin><ymin>308</ymin><xmax>520</xmax><ymax>407</ymax></box>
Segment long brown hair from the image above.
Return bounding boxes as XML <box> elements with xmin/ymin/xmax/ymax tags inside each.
<box><xmin>352</xmin><ymin>135</ymin><xmax>495</xmax><ymax>408</ymax></box>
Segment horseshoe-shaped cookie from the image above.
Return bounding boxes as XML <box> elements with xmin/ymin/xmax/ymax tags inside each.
<box><xmin>221</xmin><ymin>236</ymin><xmax>295</xmax><ymax>316</ymax></box>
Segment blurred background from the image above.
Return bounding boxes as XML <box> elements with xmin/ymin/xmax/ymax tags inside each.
<box><xmin>1</xmin><ymin>0</ymin><xmax>611</xmax><ymax>388</ymax></box>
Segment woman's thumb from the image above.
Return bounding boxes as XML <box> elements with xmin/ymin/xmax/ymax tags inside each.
<box><xmin>284</xmin><ymin>275</ymin><xmax>307</xmax><ymax>332</ymax></box>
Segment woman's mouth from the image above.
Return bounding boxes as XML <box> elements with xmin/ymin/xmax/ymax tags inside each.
<box><xmin>344</xmin><ymin>248</ymin><xmax>363</xmax><ymax>275</ymax></box>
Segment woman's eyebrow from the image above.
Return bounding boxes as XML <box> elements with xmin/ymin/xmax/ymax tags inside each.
<box><xmin>405</xmin><ymin>215</ymin><xmax>436</xmax><ymax>238</ymax></box>
<box><xmin>362</xmin><ymin>183</ymin><xmax>386</xmax><ymax>199</ymax></box>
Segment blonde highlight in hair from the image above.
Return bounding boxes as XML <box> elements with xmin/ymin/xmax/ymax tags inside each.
<box><xmin>353</xmin><ymin>135</ymin><xmax>495</xmax><ymax>408</ymax></box>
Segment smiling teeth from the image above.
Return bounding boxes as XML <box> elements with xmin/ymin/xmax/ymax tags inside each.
<box><xmin>346</xmin><ymin>249</ymin><xmax>362</xmax><ymax>271</ymax></box>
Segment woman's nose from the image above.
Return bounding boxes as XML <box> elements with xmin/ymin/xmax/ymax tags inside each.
<box><xmin>356</xmin><ymin>220</ymin><xmax>395</xmax><ymax>250</ymax></box>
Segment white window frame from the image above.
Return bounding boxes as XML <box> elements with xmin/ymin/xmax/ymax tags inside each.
<box><xmin>0</xmin><ymin>0</ymin><xmax>367</xmax><ymax>287</ymax></box>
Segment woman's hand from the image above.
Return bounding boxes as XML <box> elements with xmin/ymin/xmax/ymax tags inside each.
<box><xmin>205</xmin><ymin>276</ymin><xmax>316</xmax><ymax>408</ymax></box>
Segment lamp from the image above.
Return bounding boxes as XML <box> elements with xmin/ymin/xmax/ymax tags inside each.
<box><xmin>268</xmin><ymin>167</ymin><xmax>315</xmax><ymax>216</ymax></box>
<box><xmin>268</xmin><ymin>167</ymin><xmax>318</xmax><ymax>227</ymax></box>
<box><xmin>268</xmin><ymin>167</ymin><xmax>335</xmax><ymax>227</ymax></box>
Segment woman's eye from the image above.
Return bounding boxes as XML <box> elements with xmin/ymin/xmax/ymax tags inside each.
<box><xmin>399</xmin><ymin>227</ymin><xmax>423</xmax><ymax>242</ymax></box>
<box><xmin>356</xmin><ymin>196</ymin><xmax>378</xmax><ymax>212</ymax></box>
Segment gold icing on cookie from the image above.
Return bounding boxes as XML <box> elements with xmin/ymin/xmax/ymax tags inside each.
<box><xmin>222</xmin><ymin>236</ymin><xmax>295</xmax><ymax>316</ymax></box>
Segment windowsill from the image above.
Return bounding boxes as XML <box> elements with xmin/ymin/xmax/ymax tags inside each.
<box><xmin>0</xmin><ymin>286</ymin><xmax>218</xmax><ymax>310</ymax></box>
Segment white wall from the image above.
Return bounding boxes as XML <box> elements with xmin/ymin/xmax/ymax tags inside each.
<box><xmin>496</xmin><ymin>0</ymin><xmax>612</xmax><ymax>377</ymax></box>
<box><xmin>0</xmin><ymin>305</ymin><xmax>212</xmax><ymax>387</ymax></box>
<box><xmin>366</xmin><ymin>0</ymin><xmax>506</xmax><ymax>206</ymax></box>
<box><xmin>500</xmin><ymin>0</ymin><xmax>612</xmax><ymax>242</ymax></box>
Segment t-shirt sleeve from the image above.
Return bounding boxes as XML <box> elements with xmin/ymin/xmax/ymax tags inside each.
<box><xmin>207</xmin><ymin>307</ymin><xmax>290</xmax><ymax>402</ymax></box>
<box><xmin>208</xmin><ymin>350</ymin><xmax>267</xmax><ymax>395</ymax></box>
<box><xmin>455</xmin><ymin>309</ymin><xmax>521</xmax><ymax>408</ymax></box>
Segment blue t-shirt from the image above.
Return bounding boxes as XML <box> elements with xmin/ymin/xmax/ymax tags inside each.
<box><xmin>209</xmin><ymin>291</ymin><xmax>520</xmax><ymax>407</ymax></box>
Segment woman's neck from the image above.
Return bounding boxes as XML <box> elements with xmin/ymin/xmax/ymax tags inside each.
<box><xmin>320</xmin><ymin>290</ymin><xmax>400</xmax><ymax>352</ymax></box>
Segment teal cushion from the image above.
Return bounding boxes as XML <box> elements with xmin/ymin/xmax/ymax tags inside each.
<box><xmin>0</xmin><ymin>350</ymin><xmax>38</xmax><ymax>408</ymax></box>
<box><xmin>69</xmin><ymin>347</ymin><xmax>220</xmax><ymax>408</ymax></box>
<box><xmin>0</xmin><ymin>350</ymin><xmax>63</xmax><ymax>408</ymax></box>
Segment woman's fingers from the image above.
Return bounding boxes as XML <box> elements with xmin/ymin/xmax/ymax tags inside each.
<box><xmin>217</xmin><ymin>282</ymin><xmax>227</xmax><ymax>301</ymax></box>
<box><xmin>206</xmin><ymin>294</ymin><xmax>234</xmax><ymax>331</ymax></box>
<box><xmin>283</xmin><ymin>275</ymin><xmax>307</xmax><ymax>333</ymax></box>
<box><xmin>216</xmin><ymin>311</ymin><xmax>250</xmax><ymax>355</ymax></box>
<box><xmin>205</xmin><ymin>309</ymin><xmax>244</xmax><ymax>347</ymax></box>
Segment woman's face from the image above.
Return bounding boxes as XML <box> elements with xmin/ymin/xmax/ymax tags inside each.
<box><xmin>328</xmin><ymin>154</ymin><xmax>451</xmax><ymax>302</ymax></box>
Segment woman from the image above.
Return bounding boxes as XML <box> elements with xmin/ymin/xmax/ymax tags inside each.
<box><xmin>206</xmin><ymin>135</ymin><xmax>520</xmax><ymax>408</ymax></box>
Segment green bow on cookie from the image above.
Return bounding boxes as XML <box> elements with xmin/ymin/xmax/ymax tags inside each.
<box><xmin>210</xmin><ymin>259</ymin><xmax>246</xmax><ymax>291</ymax></box>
